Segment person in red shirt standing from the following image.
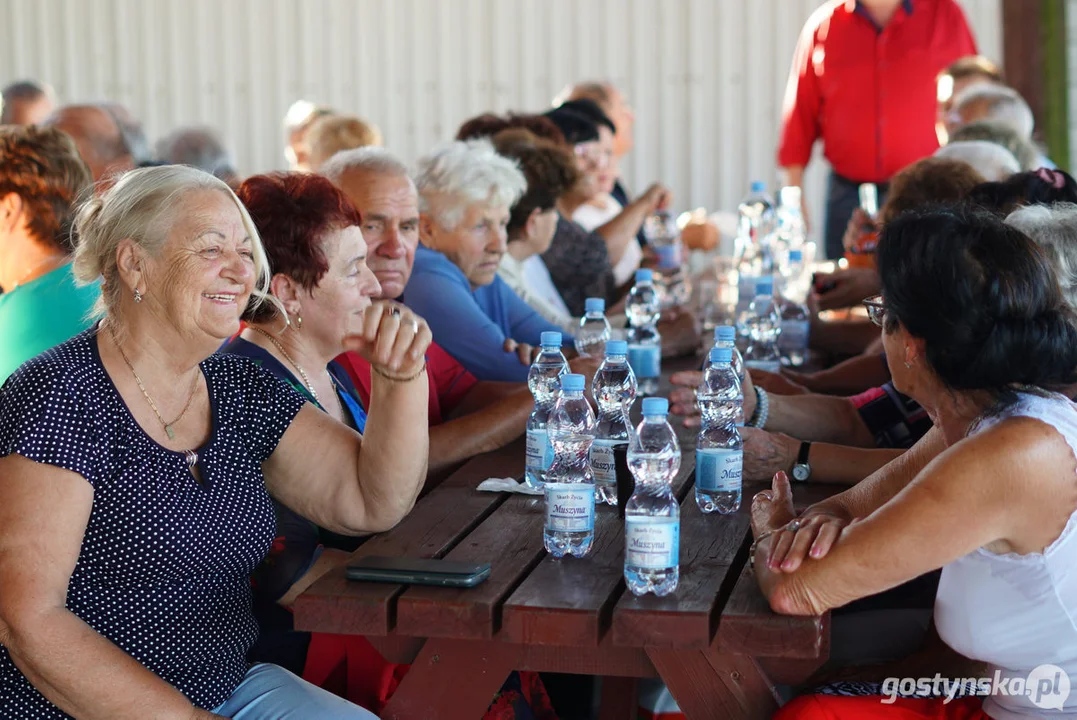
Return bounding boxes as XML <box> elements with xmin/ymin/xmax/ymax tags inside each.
<box><xmin>778</xmin><ymin>0</ymin><xmax>977</xmax><ymax>259</ymax></box>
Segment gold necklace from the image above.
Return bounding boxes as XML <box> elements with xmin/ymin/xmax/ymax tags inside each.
<box><xmin>252</xmin><ymin>327</ymin><xmax>320</xmax><ymax>403</ymax></box>
<box><xmin>109</xmin><ymin>325</ymin><xmax>200</xmax><ymax>451</ymax></box>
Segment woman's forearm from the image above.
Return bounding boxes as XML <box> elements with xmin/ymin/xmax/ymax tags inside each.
<box><xmin>355</xmin><ymin>370</ymin><xmax>431</xmax><ymax>531</ymax></box>
<box><xmin>796</xmin><ymin>352</ymin><xmax>890</xmax><ymax>395</ymax></box>
<box><xmin>430</xmin><ymin>388</ymin><xmax>531</xmax><ymax>473</ymax></box>
<box><xmin>811</xmin><ymin>443</ymin><xmax>905</xmax><ymax>486</ymax></box>
<box><xmin>809</xmin><ymin>319</ymin><xmax>880</xmax><ymax>357</ymax></box>
<box><xmin>5</xmin><ymin>607</ymin><xmax>207</xmax><ymax>720</ymax></box>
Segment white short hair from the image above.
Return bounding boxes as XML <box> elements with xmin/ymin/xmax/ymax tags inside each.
<box><xmin>953</xmin><ymin>84</ymin><xmax>1035</xmax><ymax>140</ymax></box>
<box><xmin>1005</xmin><ymin>203</ymin><xmax>1077</xmax><ymax>309</ymax></box>
<box><xmin>320</xmin><ymin>146</ymin><xmax>410</xmax><ymax>184</ymax></box>
<box><xmin>413</xmin><ymin>139</ymin><xmax>526</xmax><ymax>230</ymax></box>
<box><xmin>934</xmin><ymin>140</ymin><xmax>1020</xmax><ymax>182</ymax></box>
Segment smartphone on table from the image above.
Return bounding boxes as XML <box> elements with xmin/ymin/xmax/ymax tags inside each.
<box><xmin>345</xmin><ymin>556</ymin><xmax>491</xmax><ymax>588</ymax></box>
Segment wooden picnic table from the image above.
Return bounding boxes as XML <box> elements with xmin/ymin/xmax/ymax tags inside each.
<box><xmin>294</xmin><ymin>357</ymin><xmax>835</xmax><ymax>720</ymax></box>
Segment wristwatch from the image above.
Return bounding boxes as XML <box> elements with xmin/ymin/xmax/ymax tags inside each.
<box><xmin>792</xmin><ymin>441</ymin><xmax>812</xmax><ymax>483</ymax></box>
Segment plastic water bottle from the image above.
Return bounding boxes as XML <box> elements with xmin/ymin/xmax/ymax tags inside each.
<box><xmin>625</xmin><ymin>397</ymin><xmax>681</xmax><ymax>597</ymax></box>
<box><xmin>779</xmin><ymin>250</ymin><xmax>810</xmax><ymax>367</ymax></box>
<box><xmin>590</xmin><ymin>340</ymin><xmax>637</xmax><ymax>505</ymax></box>
<box><xmin>525</xmin><ymin>331</ymin><xmax>568</xmax><ymax>489</ymax></box>
<box><xmin>735</xmin><ymin>182</ymin><xmax>777</xmax><ymax>308</ymax></box>
<box><xmin>776</xmin><ymin>186</ymin><xmax>807</xmax><ymax>258</ymax></box>
<box><xmin>626</xmin><ymin>269</ymin><xmax>662</xmax><ymax>396</ymax></box>
<box><xmin>743</xmin><ymin>277</ymin><xmax>782</xmax><ymax>373</ymax></box>
<box><xmin>696</xmin><ymin>347</ymin><xmax>744</xmax><ymax>513</ymax></box>
<box><xmin>575</xmin><ymin>297</ymin><xmax>612</xmax><ymax>358</ymax></box>
<box><xmin>544</xmin><ymin>374</ymin><xmax>597</xmax><ymax>558</ymax></box>
<box><xmin>703</xmin><ymin>326</ymin><xmax>745</xmax><ymax>426</ymax></box>
<box><xmin>644</xmin><ymin>211</ymin><xmax>688</xmax><ymax>309</ymax></box>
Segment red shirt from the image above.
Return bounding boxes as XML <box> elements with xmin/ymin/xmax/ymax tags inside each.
<box><xmin>777</xmin><ymin>0</ymin><xmax>977</xmax><ymax>183</ymax></box>
<box><xmin>336</xmin><ymin>341</ymin><xmax>478</xmax><ymax>426</ymax></box>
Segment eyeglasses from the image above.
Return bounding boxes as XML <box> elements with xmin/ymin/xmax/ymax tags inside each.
<box><xmin>863</xmin><ymin>295</ymin><xmax>887</xmax><ymax>327</ymax></box>
<box><xmin>573</xmin><ymin>142</ymin><xmax>611</xmax><ymax>169</ymax></box>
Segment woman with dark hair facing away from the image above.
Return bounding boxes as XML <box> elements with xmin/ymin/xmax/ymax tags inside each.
<box><xmin>969</xmin><ymin>167</ymin><xmax>1077</xmax><ymax>216</ymax></box>
<box><xmin>751</xmin><ymin>207</ymin><xmax>1077</xmax><ymax>718</ymax></box>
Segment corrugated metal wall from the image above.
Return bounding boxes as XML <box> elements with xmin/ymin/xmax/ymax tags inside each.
<box><xmin>1</xmin><ymin>0</ymin><xmax>1001</xmax><ymax>224</ymax></box>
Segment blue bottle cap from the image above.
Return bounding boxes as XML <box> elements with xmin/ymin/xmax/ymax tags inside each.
<box><xmin>635</xmin><ymin>268</ymin><xmax>653</xmax><ymax>283</ymax></box>
<box><xmin>641</xmin><ymin>397</ymin><xmax>669</xmax><ymax>416</ymax></box>
<box><xmin>755</xmin><ymin>278</ymin><xmax>774</xmax><ymax>295</ymax></box>
<box><xmin>715</xmin><ymin>325</ymin><xmax>736</xmax><ymax>342</ymax></box>
<box><xmin>605</xmin><ymin>340</ymin><xmax>628</xmax><ymax>356</ymax></box>
<box><xmin>540</xmin><ymin>331</ymin><xmax>562</xmax><ymax>347</ymax></box>
<box><xmin>584</xmin><ymin>297</ymin><xmax>606</xmax><ymax>313</ymax></box>
<box><xmin>789</xmin><ymin>249</ymin><xmax>803</xmax><ymax>261</ymax></box>
<box><xmin>710</xmin><ymin>346</ymin><xmax>733</xmax><ymax>364</ymax></box>
<box><xmin>561</xmin><ymin>373</ymin><xmax>586</xmax><ymax>392</ymax></box>
<box><xmin>750</xmin><ymin>180</ymin><xmax>766</xmax><ymax>193</ymax></box>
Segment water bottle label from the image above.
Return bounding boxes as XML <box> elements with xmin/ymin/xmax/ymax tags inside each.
<box><xmin>779</xmin><ymin>320</ymin><xmax>810</xmax><ymax>350</ymax></box>
<box><xmin>744</xmin><ymin>359</ymin><xmax>781</xmax><ymax>373</ymax></box>
<box><xmin>627</xmin><ymin>344</ymin><xmax>661</xmax><ymax>379</ymax></box>
<box><xmin>589</xmin><ymin>439</ymin><xmax>625</xmax><ymax>485</ymax></box>
<box><xmin>526</xmin><ymin>429</ymin><xmax>554</xmax><ymax>471</ymax></box>
<box><xmin>696</xmin><ymin>448</ymin><xmax>743</xmax><ymax>492</ymax></box>
<box><xmin>655</xmin><ymin>243</ymin><xmax>682</xmax><ymax>269</ymax></box>
<box><xmin>625</xmin><ymin>517</ymin><xmax>679</xmax><ymax>569</ymax></box>
<box><xmin>545</xmin><ymin>486</ymin><xmax>595</xmax><ymax>532</ymax></box>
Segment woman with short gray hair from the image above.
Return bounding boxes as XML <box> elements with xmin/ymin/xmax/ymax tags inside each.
<box><xmin>401</xmin><ymin>138</ymin><xmax>570</xmax><ymax>382</ymax></box>
<box><xmin>0</xmin><ymin>164</ymin><xmax>431</xmax><ymax>718</ymax></box>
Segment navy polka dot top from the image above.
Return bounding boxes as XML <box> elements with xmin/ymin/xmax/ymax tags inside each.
<box><xmin>0</xmin><ymin>328</ymin><xmax>307</xmax><ymax>717</ymax></box>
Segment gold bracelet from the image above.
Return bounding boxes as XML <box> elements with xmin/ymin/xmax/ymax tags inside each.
<box><xmin>372</xmin><ymin>360</ymin><xmax>427</xmax><ymax>383</ymax></box>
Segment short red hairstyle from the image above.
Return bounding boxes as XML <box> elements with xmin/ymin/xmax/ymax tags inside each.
<box><xmin>236</xmin><ymin>172</ymin><xmax>362</xmax><ymax>322</ymax></box>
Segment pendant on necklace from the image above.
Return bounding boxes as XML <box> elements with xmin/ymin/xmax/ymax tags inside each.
<box><xmin>166</xmin><ymin>424</ymin><xmax>176</xmax><ymax>440</ymax></box>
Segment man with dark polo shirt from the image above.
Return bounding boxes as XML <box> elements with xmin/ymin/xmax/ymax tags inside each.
<box><xmin>778</xmin><ymin>0</ymin><xmax>977</xmax><ymax>258</ymax></box>
<box><xmin>322</xmin><ymin>147</ymin><xmax>567</xmax><ymax>478</ymax></box>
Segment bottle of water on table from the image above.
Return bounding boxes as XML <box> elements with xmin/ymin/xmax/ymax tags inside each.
<box><xmin>590</xmin><ymin>340</ymin><xmax>637</xmax><ymax>505</ymax></box>
<box><xmin>626</xmin><ymin>269</ymin><xmax>662</xmax><ymax>396</ymax></box>
<box><xmin>735</xmin><ymin>181</ymin><xmax>777</xmax><ymax>309</ymax></box>
<box><xmin>702</xmin><ymin>325</ymin><xmax>746</xmax><ymax>426</ymax></box>
<box><xmin>625</xmin><ymin>397</ymin><xmax>681</xmax><ymax>596</ymax></box>
<box><xmin>778</xmin><ymin>249</ymin><xmax>810</xmax><ymax>367</ymax></box>
<box><xmin>743</xmin><ymin>277</ymin><xmax>782</xmax><ymax>373</ymax></box>
<box><xmin>644</xmin><ymin>210</ymin><xmax>688</xmax><ymax>309</ymax></box>
<box><xmin>525</xmin><ymin>331</ymin><xmax>567</xmax><ymax>489</ymax></box>
<box><xmin>544</xmin><ymin>373</ymin><xmax>597</xmax><ymax>558</ymax></box>
<box><xmin>696</xmin><ymin>347</ymin><xmax>744</xmax><ymax>513</ymax></box>
<box><xmin>575</xmin><ymin>297</ymin><xmax>612</xmax><ymax>358</ymax></box>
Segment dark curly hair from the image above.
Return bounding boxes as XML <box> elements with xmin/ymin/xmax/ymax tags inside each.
<box><xmin>877</xmin><ymin>206</ymin><xmax>1077</xmax><ymax>393</ymax></box>
<box><xmin>0</xmin><ymin>125</ymin><xmax>92</xmax><ymax>252</ymax></box>
<box><xmin>236</xmin><ymin>172</ymin><xmax>362</xmax><ymax>322</ymax></box>
<box><xmin>455</xmin><ymin>112</ymin><xmax>566</xmax><ymax>145</ymax></box>
<box><xmin>968</xmin><ymin>168</ymin><xmax>1077</xmax><ymax>216</ymax></box>
<box><xmin>491</xmin><ymin>129</ymin><xmax>579</xmax><ymax>236</ymax></box>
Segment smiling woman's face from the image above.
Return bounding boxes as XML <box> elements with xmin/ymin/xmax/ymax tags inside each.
<box><xmin>146</xmin><ymin>189</ymin><xmax>257</xmax><ymax>344</ymax></box>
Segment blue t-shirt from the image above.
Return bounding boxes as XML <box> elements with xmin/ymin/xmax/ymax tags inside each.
<box><xmin>401</xmin><ymin>246</ymin><xmax>562</xmax><ymax>382</ymax></box>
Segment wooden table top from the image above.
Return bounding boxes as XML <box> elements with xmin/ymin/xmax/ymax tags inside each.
<box><xmin>294</xmin><ymin>356</ymin><xmax>831</xmax><ymax>663</ymax></box>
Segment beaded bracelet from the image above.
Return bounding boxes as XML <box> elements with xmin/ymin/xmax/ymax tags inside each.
<box><xmin>372</xmin><ymin>360</ymin><xmax>427</xmax><ymax>383</ymax></box>
<box><xmin>748</xmin><ymin>386</ymin><xmax>770</xmax><ymax>429</ymax></box>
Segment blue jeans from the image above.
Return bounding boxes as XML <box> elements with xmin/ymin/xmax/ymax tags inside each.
<box><xmin>212</xmin><ymin>663</ymin><xmax>378</xmax><ymax>719</ymax></box>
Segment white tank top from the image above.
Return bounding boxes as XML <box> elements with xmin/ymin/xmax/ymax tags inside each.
<box><xmin>935</xmin><ymin>391</ymin><xmax>1077</xmax><ymax>719</ymax></box>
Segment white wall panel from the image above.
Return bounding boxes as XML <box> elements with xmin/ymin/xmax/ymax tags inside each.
<box><xmin>0</xmin><ymin>0</ymin><xmax>1002</xmax><ymax>228</ymax></box>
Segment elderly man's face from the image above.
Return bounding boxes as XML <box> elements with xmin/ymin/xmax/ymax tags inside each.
<box><xmin>146</xmin><ymin>189</ymin><xmax>256</xmax><ymax>343</ymax></box>
<box><xmin>423</xmin><ymin>200</ymin><xmax>510</xmax><ymax>289</ymax></box>
<box><xmin>335</xmin><ymin>169</ymin><xmax>420</xmax><ymax>300</ymax></box>
<box><xmin>8</xmin><ymin>95</ymin><xmax>54</xmax><ymax>126</ymax></box>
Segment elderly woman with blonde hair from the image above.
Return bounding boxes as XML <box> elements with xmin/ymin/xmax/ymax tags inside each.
<box><xmin>0</xmin><ymin>165</ymin><xmax>431</xmax><ymax>718</ymax></box>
